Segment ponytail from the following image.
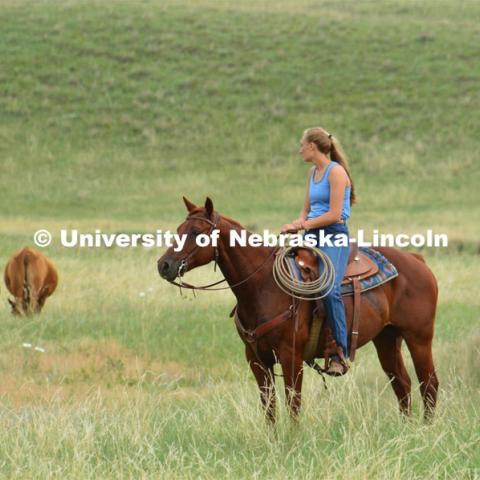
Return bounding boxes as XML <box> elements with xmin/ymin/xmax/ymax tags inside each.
<box><xmin>330</xmin><ymin>137</ymin><xmax>356</xmax><ymax>206</ymax></box>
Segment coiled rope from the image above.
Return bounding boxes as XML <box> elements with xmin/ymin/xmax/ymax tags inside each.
<box><xmin>272</xmin><ymin>246</ymin><xmax>336</xmax><ymax>300</ymax></box>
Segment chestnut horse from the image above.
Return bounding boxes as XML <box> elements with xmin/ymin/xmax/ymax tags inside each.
<box><xmin>158</xmin><ymin>197</ymin><xmax>439</xmax><ymax>422</ymax></box>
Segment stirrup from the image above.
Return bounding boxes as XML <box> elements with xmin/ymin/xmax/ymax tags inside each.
<box><xmin>325</xmin><ymin>360</ymin><xmax>348</xmax><ymax>377</ymax></box>
<box><xmin>325</xmin><ymin>346</ymin><xmax>350</xmax><ymax>377</ymax></box>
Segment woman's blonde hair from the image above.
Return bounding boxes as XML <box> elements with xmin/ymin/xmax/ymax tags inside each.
<box><xmin>302</xmin><ymin>127</ymin><xmax>356</xmax><ymax>205</ymax></box>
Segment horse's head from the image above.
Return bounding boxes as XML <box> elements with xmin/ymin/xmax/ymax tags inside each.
<box><xmin>157</xmin><ymin>196</ymin><xmax>219</xmax><ymax>282</ymax></box>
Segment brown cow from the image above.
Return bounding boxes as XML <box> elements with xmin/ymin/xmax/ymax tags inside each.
<box><xmin>4</xmin><ymin>247</ymin><xmax>58</xmax><ymax>315</ymax></box>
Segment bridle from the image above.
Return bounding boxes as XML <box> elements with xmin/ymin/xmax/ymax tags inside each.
<box><xmin>167</xmin><ymin>212</ymin><xmax>279</xmax><ymax>292</ymax></box>
<box><xmin>175</xmin><ymin>213</ymin><xmax>221</xmax><ymax>278</ymax></box>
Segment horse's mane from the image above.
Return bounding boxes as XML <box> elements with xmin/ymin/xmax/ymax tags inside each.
<box><xmin>187</xmin><ymin>207</ymin><xmax>244</xmax><ymax>228</ymax></box>
<box><xmin>219</xmin><ymin>213</ymin><xmax>244</xmax><ymax>229</ymax></box>
<box><xmin>187</xmin><ymin>207</ymin><xmax>248</xmax><ymax>233</ymax></box>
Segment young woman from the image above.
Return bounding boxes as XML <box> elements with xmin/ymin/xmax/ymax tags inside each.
<box><xmin>281</xmin><ymin>127</ymin><xmax>356</xmax><ymax>376</ymax></box>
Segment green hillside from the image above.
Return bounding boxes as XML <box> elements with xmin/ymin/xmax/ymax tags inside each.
<box><xmin>1</xmin><ymin>0</ymin><xmax>479</xmax><ymax>235</ymax></box>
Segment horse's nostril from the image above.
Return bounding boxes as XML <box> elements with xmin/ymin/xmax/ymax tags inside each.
<box><xmin>157</xmin><ymin>258</ymin><xmax>168</xmax><ymax>277</ymax></box>
<box><xmin>158</xmin><ymin>259</ymin><xmax>172</xmax><ymax>277</ymax></box>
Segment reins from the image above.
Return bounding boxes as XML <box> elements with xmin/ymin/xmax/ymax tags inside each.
<box><xmin>169</xmin><ymin>248</ymin><xmax>279</xmax><ymax>291</ymax></box>
<box><xmin>167</xmin><ymin>213</ymin><xmax>280</xmax><ymax>292</ymax></box>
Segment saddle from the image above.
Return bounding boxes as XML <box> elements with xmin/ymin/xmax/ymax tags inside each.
<box><xmin>342</xmin><ymin>242</ymin><xmax>378</xmax><ymax>284</ymax></box>
<box><xmin>297</xmin><ymin>242</ymin><xmax>379</xmax><ymax>365</ymax></box>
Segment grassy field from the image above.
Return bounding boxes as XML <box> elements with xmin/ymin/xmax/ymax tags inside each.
<box><xmin>0</xmin><ymin>0</ymin><xmax>479</xmax><ymax>478</ymax></box>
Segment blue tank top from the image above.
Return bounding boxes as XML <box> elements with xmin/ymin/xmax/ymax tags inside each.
<box><xmin>307</xmin><ymin>162</ymin><xmax>351</xmax><ymax>221</ymax></box>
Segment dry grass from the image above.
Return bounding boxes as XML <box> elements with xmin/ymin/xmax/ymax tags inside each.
<box><xmin>0</xmin><ymin>339</ymin><xmax>198</xmax><ymax>407</ymax></box>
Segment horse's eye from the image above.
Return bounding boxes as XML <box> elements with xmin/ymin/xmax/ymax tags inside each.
<box><xmin>190</xmin><ymin>229</ymin><xmax>200</xmax><ymax>237</ymax></box>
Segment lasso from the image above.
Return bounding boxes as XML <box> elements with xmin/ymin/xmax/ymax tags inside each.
<box><xmin>273</xmin><ymin>246</ymin><xmax>336</xmax><ymax>300</ymax></box>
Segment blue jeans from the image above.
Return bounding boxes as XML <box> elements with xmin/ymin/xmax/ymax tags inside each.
<box><xmin>304</xmin><ymin>223</ymin><xmax>350</xmax><ymax>361</ymax></box>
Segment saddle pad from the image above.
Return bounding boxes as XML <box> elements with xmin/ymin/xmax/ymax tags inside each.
<box><xmin>340</xmin><ymin>247</ymin><xmax>398</xmax><ymax>296</ymax></box>
<box><xmin>286</xmin><ymin>247</ymin><xmax>398</xmax><ymax>296</ymax></box>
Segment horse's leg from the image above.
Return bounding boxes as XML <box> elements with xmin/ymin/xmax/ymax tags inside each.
<box><xmin>403</xmin><ymin>335</ymin><xmax>439</xmax><ymax>419</ymax></box>
<box><xmin>373</xmin><ymin>326</ymin><xmax>412</xmax><ymax>415</ymax></box>
<box><xmin>279</xmin><ymin>349</ymin><xmax>304</xmax><ymax>419</ymax></box>
<box><xmin>245</xmin><ymin>346</ymin><xmax>276</xmax><ymax>424</ymax></box>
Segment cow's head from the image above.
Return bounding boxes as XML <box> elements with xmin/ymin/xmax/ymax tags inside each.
<box><xmin>7</xmin><ymin>286</ymin><xmax>48</xmax><ymax>316</ymax></box>
<box><xmin>7</xmin><ymin>298</ymin><xmax>22</xmax><ymax>316</ymax></box>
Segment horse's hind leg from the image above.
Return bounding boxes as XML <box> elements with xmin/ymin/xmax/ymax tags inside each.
<box><xmin>403</xmin><ymin>335</ymin><xmax>439</xmax><ymax>419</ymax></box>
<box><xmin>373</xmin><ymin>326</ymin><xmax>412</xmax><ymax>415</ymax></box>
<box><xmin>245</xmin><ymin>346</ymin><xmax>276</xmax><ymax>424</ymax></box>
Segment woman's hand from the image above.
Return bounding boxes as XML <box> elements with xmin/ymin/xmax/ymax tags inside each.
<box><xmin>292</xmin><ymin>218</ymin><xmax>305</xmax><ymax>230</ymax></box>
<box><xmin>281</xmin><ymin>223</ymin><xmax>298</xmax><ymax>234</ymax></box>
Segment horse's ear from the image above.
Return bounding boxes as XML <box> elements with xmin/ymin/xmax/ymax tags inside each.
<box><xmin>205</xmin><ymin>197</ymin><xmax>214</xmax><ymax>218</ymax></box>
<box><xmin>183</xmin><ymin>196</ymin><xmax>197</xmax><ymax>212</ymax></box>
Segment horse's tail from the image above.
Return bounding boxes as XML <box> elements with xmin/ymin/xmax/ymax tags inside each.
<box><xmin>411</xmin><ymin>252</ymin><xmax>426</xmax><ymax>263</ymax></box>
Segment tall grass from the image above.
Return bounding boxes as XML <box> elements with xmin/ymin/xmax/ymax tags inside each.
<box><xmin>0</xmin><ymin>364</ymin><xmax>478</xmax><ymax>478</ymax></box>
<box><xmin>0</xmin><ymin>0</ymin><xmax>479</xmax><ymax>477</ymax></box>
